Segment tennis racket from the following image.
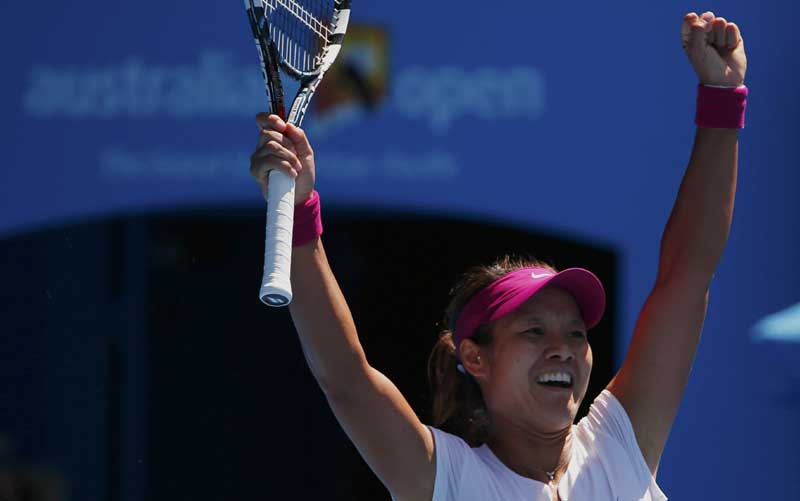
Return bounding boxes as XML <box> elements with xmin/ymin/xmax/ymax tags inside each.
<box><xmin>244</xmin><ymin>0</ymin><xmax>351</xmax><ymax>306</ymax></box>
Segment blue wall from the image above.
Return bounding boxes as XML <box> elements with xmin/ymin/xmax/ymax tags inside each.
<box><xmin>2</xmin><ymin>0</ymin><xmax>798</xmax><ymax>498</ymax></box>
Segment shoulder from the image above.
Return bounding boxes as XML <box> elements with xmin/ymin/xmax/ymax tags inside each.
<box><xmin>570</xmin><ymin>390</ymin><xmax>669</xmax><ymax>500</ymax></box>
<box><xmin>574</xmin><ymin>389</ymin><xmax>647</xmax><ymax>461</ymax></box>
<box><xmin>428</xmin><ymin>426</ymin><xmax>472</xmax><ymax>471</ymax></box>
<box><xmin>576</xmin><ymin>389</ymin><xmax>632</xmax><ymax>441</ymax></box>
<box><xmin>427</xmin><ymin>426</ymin><xmax>499</xmax><ymax>501</ymax></box>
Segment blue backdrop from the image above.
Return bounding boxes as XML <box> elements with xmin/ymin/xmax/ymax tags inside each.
<box><xmin>2</xmin><ymin>0</ymin><xmax>798</xmax><ymax>499</ymax></box>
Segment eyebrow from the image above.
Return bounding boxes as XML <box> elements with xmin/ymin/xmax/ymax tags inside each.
<box><xmin>514</xmin><ymin>313</ymin><xmax>585</xmax><ymax>328</ymax></box>
<box><xmin>516</xmin><ymin>314</ymin><xmax>545</xmax><ymax>323</ymax></box>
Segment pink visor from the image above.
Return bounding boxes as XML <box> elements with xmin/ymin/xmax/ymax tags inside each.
<box><xmin>453</xmin><ymin>267</ymin><xmax>606</xmax><ymax>358</ymax></box>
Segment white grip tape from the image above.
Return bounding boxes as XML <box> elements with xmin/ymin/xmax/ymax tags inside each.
<box><xmin>259</xmin><ymin>169</ymin><xmax>296</xmax><ymax>306</ymax></box>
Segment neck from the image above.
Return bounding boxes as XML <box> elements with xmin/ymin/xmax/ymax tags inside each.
<box><xmin>486</xmin><ymin>416</ymin><xmax>572</xmax><ymax>484</ymax></box>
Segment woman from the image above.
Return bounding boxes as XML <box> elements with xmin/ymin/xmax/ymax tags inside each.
<box><xmin>249</xmin><ymin>11</ymin><xmax>747</xmax><ymax>500</ymax></box>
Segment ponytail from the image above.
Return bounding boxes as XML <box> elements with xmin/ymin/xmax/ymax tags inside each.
<box><xmin>428</xmin><ymin>329</ymin><xmax>491</xmax><ymax>446</ymax></box>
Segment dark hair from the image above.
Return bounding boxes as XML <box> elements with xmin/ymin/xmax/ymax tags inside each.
<box><xmin>427</xmin><ymin>255</ymin><xmax>557</xmax><ymax>446</ymax></box>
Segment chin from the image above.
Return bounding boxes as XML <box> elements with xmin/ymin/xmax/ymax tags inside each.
<box><xmin>539</xmin><ymin>398</ymin><xmax>579</xmax><ymax>429</ymax></box>
<box><xmin>542</xmin><ymin>411</ymin><xmax>575</xmax><ymax>432</ymax></box>
<box><xmin>554</xmin><ymin>394</ymin><xmax>582</xmax><ymax>425</ymax></box>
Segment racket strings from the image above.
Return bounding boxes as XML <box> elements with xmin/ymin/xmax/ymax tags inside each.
<box><xmin>274</xmin><ymin>0</ymin><xmax>332</xmax><ymax>38</ymax></box>
<box><xmin>266</xmin><ymin>0</ymin><xmax>335</xmax><ymax>73</ymax></box>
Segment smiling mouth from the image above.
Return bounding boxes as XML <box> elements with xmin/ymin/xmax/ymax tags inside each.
<box><xmin>538</xmin><ymin>381</ymin><xmax>572</xmax><ymax>389</ymax></box>
<box><xmin>536</xmin><ymin>372</ymin><xmax>574</xmax><ymax>389</ymax></box>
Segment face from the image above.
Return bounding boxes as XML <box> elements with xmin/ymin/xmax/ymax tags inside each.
<box><xmin>465</xmin><ymin>285</ymin><xmax>593</xmax><ymax>433</ymax></box>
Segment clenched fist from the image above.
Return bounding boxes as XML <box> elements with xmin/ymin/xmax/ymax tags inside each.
<box><xmin>681</xmin><ymin>11</ymin><xmax>747</xmax><ymax>87</ymax></box>
<box><xmin>249</xmin><ymin>113</ymin><xmax>317</xmax><ymax>205</ymax></box>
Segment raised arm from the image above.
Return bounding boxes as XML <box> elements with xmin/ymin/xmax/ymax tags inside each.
<box><xmin>250</xmin><ymin>114</ymin><xmax>435</xmax><ymax>500</ymax></box>
<box><xmin>607</xmin><ymin>11</ymin><xmax>747</xmax><ymax>474</ymax></box>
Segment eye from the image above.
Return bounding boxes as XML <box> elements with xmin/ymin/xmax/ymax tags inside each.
<box><xmin>522</xmin><ymin>327</ymin><xmax>545</xmax><ymax>336</ymax></box>
<box><xmin>569</xmin><ymin>330</ymin><xmax>587</xmax><ymax>339</ymax></box>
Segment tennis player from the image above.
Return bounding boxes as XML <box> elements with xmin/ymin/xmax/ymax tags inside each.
<box><xmin>249</xmin><ymin>11</ymin><xmax>747</xmax><ymax>500</ymax></box>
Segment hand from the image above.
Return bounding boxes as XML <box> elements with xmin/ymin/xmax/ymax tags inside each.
<box><xmin>249</xmin><ymin>113</ymin><xmax>317</xmax><ymax>205</ymax></box>
<box><xmin>681</xmin><ymin>11</ymin><xmax>747</xmax><ymax>87</ymax></box>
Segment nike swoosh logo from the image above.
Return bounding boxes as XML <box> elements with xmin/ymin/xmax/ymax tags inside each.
<box><xmin>531</xmin><ymin>272</ymin><xmax>554</xmax><ymax>279</ymax></box>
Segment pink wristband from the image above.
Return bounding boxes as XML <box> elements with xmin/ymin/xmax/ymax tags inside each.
<box><xmin>695</xmin><ymin>84</ymin><xmax>748</xmax><ymax>129</ymax></box>
<box><xmin>293</xmin><ymin>190</ymin><xmax>323</xmax><ymax>247</ymax></box>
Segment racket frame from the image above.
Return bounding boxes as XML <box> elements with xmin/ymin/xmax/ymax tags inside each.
<box><xmin>244</xmin><ymin>0</ymin><xmax>351</xmax><ymax>306</ymax></box>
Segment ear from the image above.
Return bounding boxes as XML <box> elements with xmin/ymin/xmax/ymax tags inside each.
<box><xmin>459</xmin><ymin>339</ymin><xmax>488</xmax><ymax>380</ymax></box>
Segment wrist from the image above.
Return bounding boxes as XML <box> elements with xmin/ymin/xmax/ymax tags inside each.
<box><xmin>293</xmin><ymin>190</ymin><xmax>323</xmax><ymax>247</ymax></box>
<box><xmin>695</xmin><ymin>84</ymin><xmax>748</xmax><ymax>129</ymax></box>
<box><xmin>295</xmin><ymin>189</ymin><xmax>315</xmax><ymax>206</ymax></box>
<box><xmin>700</xmin><ymin>82</ymin><xmax>745</xmax><ymax>89</ymax></box>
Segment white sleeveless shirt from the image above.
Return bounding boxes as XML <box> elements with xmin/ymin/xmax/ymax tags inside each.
<box><xmin>429</xmin><ymin>390</ymin><xmax>668</xmax><ymax>500</ymax></box>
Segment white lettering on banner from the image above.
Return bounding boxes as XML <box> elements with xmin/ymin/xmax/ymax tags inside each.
<box><xmin>98</xmin><ymin>147</ymin><xmax>459</xmax><ymax>182</ymax></box>
<box><xmin>98</xmin><ymin>147</ymin><xmax>253</xmax><ymax>180</ymax></box>
<box><xmin>394</xmin><ymin>66</ymin><xmax>546</xmax><ymax>133</ymax></box>
<box><xmin>23</xmin><ymin>51</ymin><xmax>546</xmax><ymax>134</ymax></box>
<box><xmin>24</xmin><ymin>52</ymin><xmax>261</xmax><ymax>119</ymax></box>
<box><xmin>381</xmin><ymin>150</ymin><xmax>458</xmax><ymax>180</ymax></box>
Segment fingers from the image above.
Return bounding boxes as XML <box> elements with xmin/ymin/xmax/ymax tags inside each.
<box><xmin>682</xmin><ymin>12</ymin><xmax>709</xmax><ymax>51</ymax></box>
<box><xmin>710</xmin><ymin>17</ymin><xmax>727</xmax><ymax>46</ymax></box>
<box><xmin>250</xmin><ymin>139</ymin><xmax>303</xmax><ymax>186</ymax></box>
<box><xmin>253</xmin><ymin>113</ymin><xmax>311</xmax><ymax>155</ymax></box>
<box><xmin>284</xmin><ymin>123</ymin><xmax>314</xmax><ymax>158</ymax></box>
<box><xmin>709</xmin><ymin>17</ymin><xmax>743</xmax><ymax>51</ymax></box>
<box><xmin>251</xmin><ymin>140</ymin><xmax>302</xmax><ymax>173</ymax></box>
<box><xmin>725</xmin><ymin>23</ymin><xmax>742</xmax><ymax>49</ymax></box>
<box><xmin>255</xmin><ymin>113</ymin><xmax>286</xmax><ymax>132</ymax></box>
<box><xmin>259</xmin><ymin>128</ymin><xmax>285</xmax><ymax>146</ymax></box>
<box><xmin>700</xmin><ymin>11</ymin><xmax>715</xmax><ymax>23</ymax></box>
<box><xmin>682</xmin><ymin>11</ymin><xmax>741</xmax><ymax>51</ymax></box>
<box><xmin>250</xmin><ymin>113</ymin><xmax>313</xmax><ymax>200</ymax></box>
<box><xmin>255</xmin><ymin>113</ymin><xmax>299</xmax><ymax>152</ymax></box>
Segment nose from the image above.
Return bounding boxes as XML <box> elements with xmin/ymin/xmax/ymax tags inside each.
<box><xmin>544</xmin><ymin>336</ymin><xmax>574</xmax><ymax>361</ymax></box>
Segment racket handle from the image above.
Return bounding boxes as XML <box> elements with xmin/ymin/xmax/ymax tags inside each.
<box><xmin>259</xmin><ymin>169</ymin><xmax>296</xmax><ymax>306</ymax></box>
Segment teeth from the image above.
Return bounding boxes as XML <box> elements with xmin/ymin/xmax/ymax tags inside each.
<box><xmin>537</xmin><ymin>372</ymin><xmax>573</xmax><ymax>384</ymax></box>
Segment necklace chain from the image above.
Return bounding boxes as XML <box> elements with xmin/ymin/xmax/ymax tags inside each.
<box><xmin>534</xmin><ymin>440</ymin><xmax>571</xmax><ymax>485</ymax></box>
<box><xmin>529</xmin><ymin>459</ymin><xmax>568</xmax><ymax>485</ymax></box>
<box><xmin>488</xmin><ymin>441</ymin><xmax>569</xmax><ymax>485</ymax></box>
<box><xmin>525</xmin><ymin>463</ymin><xmax>562</xmax><ymax>484</ymax></box>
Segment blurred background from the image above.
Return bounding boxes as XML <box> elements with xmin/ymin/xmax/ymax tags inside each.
<box><xmin>1</xmin><ymin>1</ymin><xmax>798</xmax><ymax>499</ymax></box>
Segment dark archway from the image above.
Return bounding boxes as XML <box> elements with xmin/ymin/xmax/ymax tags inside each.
<box><xmin>147</xmin><ymin>208</ymin><xmax>617</xmax><ymax>500</ymax></box>
<box><xmin>0</xmin><ymin>207</ymin><xmax>616</xmax><ymax>500</ymax></box>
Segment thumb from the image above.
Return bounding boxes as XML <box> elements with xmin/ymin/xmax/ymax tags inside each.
<box><xmin>285</xmin><ymin>123</ymin><xmax>313</xmax><ymax>157</ymax></box>
<box><xmin>681</xmin><ymin>12</ymin><xmax>710</xmax><ymax>52</ymax></box>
